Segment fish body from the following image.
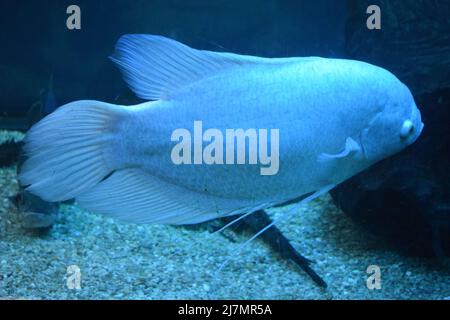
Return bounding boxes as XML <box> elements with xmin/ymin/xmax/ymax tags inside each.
<box><xmin>124</xmin><ymin>59</ymin><xmax>404</xmax><ymax>199</ymax></box>
<box><xmin>20</xmin><ymin>35</ymin><xmax>424</xmax><ymax>225</ymax></box>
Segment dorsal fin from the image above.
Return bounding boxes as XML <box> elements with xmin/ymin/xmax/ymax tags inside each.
<box><xmin>110</xmin><ymin>34</ymin><xmax>289</xmax><ymax>100</ymax></box>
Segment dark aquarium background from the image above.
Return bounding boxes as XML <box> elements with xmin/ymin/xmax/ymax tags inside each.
<box><xmin>0</xmin><ymin>0</ymin><xmax>346</xmax><ymax>121</ymax></box>
<box><xmin>0</xmin><ymin>0</ymin><xmax>449</xmax><ymax>300</ymax></box>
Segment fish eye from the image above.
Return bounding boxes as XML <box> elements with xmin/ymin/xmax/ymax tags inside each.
<box><xmin>400</xmin><ymin>120</ymin><xmax>415</xmax><ymax>139</ymax></box>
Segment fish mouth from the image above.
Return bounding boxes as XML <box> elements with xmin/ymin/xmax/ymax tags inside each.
<box><xmin>411</xmin><ymin>121</ymin><xmax>424</xmax><ymax>144</ymax></box>
<box><xmin>418</xmin><ymin>121</ymin><xmax>424</xmax><ymax>136</ymax></box>
<box><xmin>410</xmin><ymin>103</ymin><xmax>424</xmax><ymax>142</ymax></box>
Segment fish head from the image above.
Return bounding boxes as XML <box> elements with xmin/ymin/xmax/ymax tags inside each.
<box><xmin>360</xmin><ymin>81</ymin><xmax>424</xmax><ymax>163</ymax></box>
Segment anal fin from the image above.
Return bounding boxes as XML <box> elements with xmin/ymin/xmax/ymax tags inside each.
<box><xmin>76</xmin><ymin>168</ymin><xmax>264</xmax><ymax>225</ymax></box>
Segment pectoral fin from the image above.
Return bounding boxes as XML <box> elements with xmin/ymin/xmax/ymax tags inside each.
<box><xmin>317</xmin><ymin>137</ymin><xmax>361</xmax><ymax>163</ymax></box>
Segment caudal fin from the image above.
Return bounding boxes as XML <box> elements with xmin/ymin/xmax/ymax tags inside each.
<box><xmin>19</xmin><ymin>100</ymin><xmax>128</xmax><ymax>202</ymax></box>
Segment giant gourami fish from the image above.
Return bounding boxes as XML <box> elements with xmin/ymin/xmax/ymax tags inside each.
<box><xmin>19</xmin><ymin>35</ymin><xmax>424</xmax><ymax>225</ymax></box>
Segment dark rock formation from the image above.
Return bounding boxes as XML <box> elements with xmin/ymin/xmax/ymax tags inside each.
<box><xmin>0</xmin><ymin>140</ymin><xmax>22</xmax><ymax>168</ymax></box>
<box><xmin>345</xmin><ymin>0</ymin><xmax>450</xmax><ymax>96</ymax></box>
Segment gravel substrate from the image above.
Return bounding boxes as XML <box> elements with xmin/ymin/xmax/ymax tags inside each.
<box><xmin>0</xmin><ymin>130</ymin><xmax>449</xmax><ymax>300</ymax></box>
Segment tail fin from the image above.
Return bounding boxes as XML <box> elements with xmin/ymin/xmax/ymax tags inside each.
<box><xmin>19</xmin><ymin>100</ymin><xmax>128</xmax><ymax>202</ymax></box>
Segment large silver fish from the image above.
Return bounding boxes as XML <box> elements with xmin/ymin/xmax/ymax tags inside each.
<box><xmin>20</xmin><ymin>35</ymin><xmax>424</xmax><ymax>224</ymax></box>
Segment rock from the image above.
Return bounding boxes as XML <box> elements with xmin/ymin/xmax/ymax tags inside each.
<box><xmin>345</xmin><ymin>0</ymin><xmax>450</xmax><ymax>96</ymax></box>
<box><xmin>22</xmin><ymin>212</ymin><xmax>56</xmax><ymax>229</ymax></box>
<box><xmin>15</xmin><ymin>189</ymin><xmax>59</xmax><ymax>231</ymax></box>
<box><xmin>0</xmin><ymin>140</ymin><xmax>22</xmax><ymax>168</ymax></box>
